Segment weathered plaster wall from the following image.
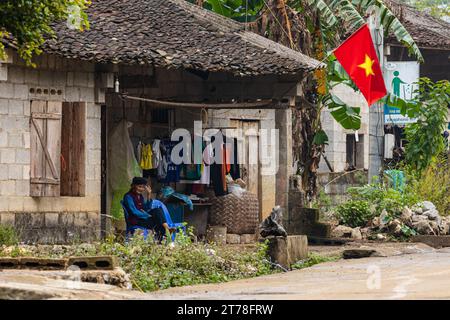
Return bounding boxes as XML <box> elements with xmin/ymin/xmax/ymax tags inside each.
<box><xmin>0</xmin><ymin>53</ymin><xmax>101</xmax><ymax>243</ymax></box>
<box><xmin>318</xmin><ymin>170</ymin><xmax>368</xmax><ymax>205</ymax></box>
<box><xmin>318</xmin><ymin>84</ymin><xmax>369</xmax><ymax>173</ymax></box>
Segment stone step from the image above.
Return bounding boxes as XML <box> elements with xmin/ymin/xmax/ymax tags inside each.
<box><xmin>411</xmin><ymin>235</ymin><xmax>450</xmax><ymax>248</ymax></box>
<box><xmin>0</xmin><ymin>256</ymin><xmax>118</xmax><ymax>270</ymax></box>
<box><xmin>0</xmin><ymin>257</ymin><xmax>67</xmax><ymax>270</ymax></box>
<box><xmin>266</xmin><ymin>235</ymin><xmax>308</xmax><ymax>269</ymax></box>
<box><xmin>0</xmin><ymin>258</ymin><xmax>20</xmax><ymax>269</ymax></box>
<box><xmin>18</xmin><ymin>257</ymin><xmax>67</xmax><ymax>270</ymax></box>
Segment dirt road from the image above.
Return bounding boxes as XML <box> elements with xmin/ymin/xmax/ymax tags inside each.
<box><xmin>147</xmin><ymin>247</ymin><xmax>450</xmax><ymax>300</ymax></box>
<box><xmin>1</xmin><ymin>246</ymin><xmax>449</xmax><ymax>299</ymax></box>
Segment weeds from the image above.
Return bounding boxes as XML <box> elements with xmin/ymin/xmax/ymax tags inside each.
<box><xmin>0</xmin><ymin>228</ymin><xmax>274</xmax><ymax>292</ymax></box>
<box><xmin>0</xmin><ymin>225</ymin><xmax>19</xmax><ymax>246</ymax></box>
<box><xmin>291</xmin><ymin>253</ymin><xmax>340</xmax><ymax>270</ymax></box>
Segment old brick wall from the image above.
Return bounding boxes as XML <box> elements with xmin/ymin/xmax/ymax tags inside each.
<box><xmin>0</xmin><ymin>52</ymin><xmax>101</xmax><ymax>243</ymax></box>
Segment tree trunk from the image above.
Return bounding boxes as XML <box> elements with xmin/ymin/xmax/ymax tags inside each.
<box><xmin>292</xmin><ymin>94</ymin><xmax>323</xmax><ymax>201</ymax></box>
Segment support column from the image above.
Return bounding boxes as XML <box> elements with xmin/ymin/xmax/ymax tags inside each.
<box><xmin>368</xmin><ymin>103</ymin><xmax>384</xmax><ymax>182</ymax></box>
<box><xmin>275</xmin><ymin>107</ymin><xmax>292</xmax><ymax>212</ymax></box>
<box><xmin>368</xmin><ymin>11</ymin><xmax>385</xmax><ymax>183</ymax></box>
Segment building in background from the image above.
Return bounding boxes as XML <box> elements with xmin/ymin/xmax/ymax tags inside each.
<box><xmin>318</xmin><ymin>0</ymin><xmax>450</xmax><ymax>201</ymax></box>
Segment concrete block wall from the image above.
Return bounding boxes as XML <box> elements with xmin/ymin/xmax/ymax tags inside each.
<box><xmin>208</xmin><ymin>108</ymin><xmax>277</xmax><ymax>220</ymax></box>
<box><xmin>0</xmin><ymin>53</ymin><xmax>101</xmax><ymax>243</ymax></box>
<box><xmin>319</xmin><ymin>84</ymin><xmax>369</xmax><ymax>173</ymax></box>
<box><xmin>318</xmin><ymin>170</ymin><xmax>368</xmax><ymax>205</ymax></box>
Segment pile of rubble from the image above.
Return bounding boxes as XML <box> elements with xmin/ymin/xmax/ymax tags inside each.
<box><xmin>331</xmin><ymin>201</ymin><xmax>450</xmax><ymax>240</ymax></box>
<box><xmin>400</xmin><ymin>201</ymin><xmax>449</xmax><ymax>236</ymax></box>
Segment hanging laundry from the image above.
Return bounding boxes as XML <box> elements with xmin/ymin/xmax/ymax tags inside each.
<box><xmin>180</xmin><ymin>141</ymin><xmax>213</xmax><ymax>185</ymax></box>
<box><xmin>230</xmin><ymin>137</ymin><xmax>241</xmax><ymax>180</ymax></box>
<box><xmin>160</xmin><ymin>139</ymin><xmax>181</xmax><ymax>183</ymax></box>
<box><xmin>210</xmin><ymin>141</ymin><xmax>228</xmax><ymax>196</ymax></box>
<box><xmin>136</xmin><ymin>141</ymin><xmax>143</xmax><ymax>164</ymax></box>
<box><xmin>152</xmin><ymin>139</ymin><xmax>163</xmax><ymax>168</ymax></box>
<box><xmin>139</xmin><ymin>143</ymin><xmax>153</xmax><ymax>170</ymax></box>
<box><xmin>157</xmin><ymin>141</ymin><xmax>168</xmax><ymax>180</ymax></box>
<box><xmin>183</xmin><ymin>164</ymin><xmax>202</xmax><ymax>180</ymax></box>
<box><xmin>198</xmin><ymin>142</ymin><xmax>213</xmax><ymax>185</ymax></box>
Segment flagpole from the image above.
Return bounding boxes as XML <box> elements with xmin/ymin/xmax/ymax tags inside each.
<box><xmin>368</xmin><ymin>8</ymin><xmax>385</xmax><ymax>184</ymax></box>
<box><xmin>319</xmin><ymin>22</ymin><xmax>372</xmax><ymax>64</ymax></box>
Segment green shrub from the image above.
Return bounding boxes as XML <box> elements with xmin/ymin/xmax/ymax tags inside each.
<box><xmin>311</xmin><ymin>188</ymin><xmax>333</xmax><ymax>213</ymax></box>
<box><xmin>96</xmin><ymin>233</ymin><xmax>274</xmax><ymax>292</ymax></box>
<box><xmin>0</xmin><ymin>231</ymin><xmax>275</xmax><ymax>291</ymax></box>
<box><xmin>404</xmin><ymin>78</ymin><xmax>449</xmax><ymax>174</ymax></box>
<box><xmin>335</xmin><ymin>200</ymin><xmax>373</xmax><ymax>228</ymax></box>
<box><xmin>0</xmin><ymin>225</ymin><xmax>19</xmax><ymax>246</ymax></box>
<box><xmin>407</xmin><ymin>157</ymin><xmax>450</xmax><ymax>215</ymax></box>
<box><xmin>347</xmin><ymin>182</ymin><xmax>419</xmax><ymax>216</ymax></box>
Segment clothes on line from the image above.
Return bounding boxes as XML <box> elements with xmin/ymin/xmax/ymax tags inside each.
<box><xmin>135</xmin><ymin>134</ymin><xmax>241</xmax><ymax>195</ymax></box>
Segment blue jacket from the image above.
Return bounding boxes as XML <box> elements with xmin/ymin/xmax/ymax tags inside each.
<box><xmin>123</xmin><ymin>193</ymin><xmax>172</xmax><ymax>224</ymax></box>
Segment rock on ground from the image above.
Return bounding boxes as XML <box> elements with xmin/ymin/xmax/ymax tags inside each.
<box><xmin>331</xmin><ymin>225</ymin><xmax>353</xmax><ymax>238</ymax></box>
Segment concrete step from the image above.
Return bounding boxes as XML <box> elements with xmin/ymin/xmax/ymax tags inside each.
<box><xmin>67</xmin><ymin>256</ymin><xmax>118</xmax><ymax>270</ymax></box>
<box><xmin>0</xmin><ymin>257</ymin><xmax>67</xmax><ymax>270</ymax></box>
<box><xmin>412</xmin><ymin>235</ymin><xmax>450</xmax><ymax>248</ymax></box>
<box><xmin>0</xmin><ymin>256</ymin><xmax>118</xmax><ymax>271</ymax></box>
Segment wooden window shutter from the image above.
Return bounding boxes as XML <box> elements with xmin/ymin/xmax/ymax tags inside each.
<box><xmin>61</xmin><ymin>102</ymin><xmax>86</xmax><ymax>196</ymax></box>
<box><xmin>30</xmin><ymin>101</ymin><xmax>62</xmax><ymax>197</ymax></box>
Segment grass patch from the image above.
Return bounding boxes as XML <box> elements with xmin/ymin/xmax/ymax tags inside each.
<box><xmin>0</xmin><ymin>229</ymin><xmax>276</xmax><ymax>292</ymax></box>
<box><xmin>291</xmin><ymin>253</ymin><xmax>340</xmax><ymax>270</ymax></box>
<box><xmin>0</xmin><ymin>225</ymin><xmax>19</xmax><ymax>246</ymax></box>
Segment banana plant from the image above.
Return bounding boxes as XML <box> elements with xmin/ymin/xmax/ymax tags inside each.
<box><xmin>295</xmin><ymin>0</ymin><xmax>423</xmax><ymax>130</ymax></box>
<box><xmin>188</xmin><ymin>0</ymin><xmax>423</xmax><ymax>131</ymax></box>
<box><xmin>353</xmin><ymin>0</ymin><xmax>423</xmax><ymax>62</ymax></box>
<box><xmin>304</xmin><ymin>0</ymin><xmax>423</xmax><ymax>62</ymax></box>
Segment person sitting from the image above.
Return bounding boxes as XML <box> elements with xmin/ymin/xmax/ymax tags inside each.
<box><xmin>122</xmin><ymin>177</ymin><xmax>175</xmax><ymax>242</ymax></box>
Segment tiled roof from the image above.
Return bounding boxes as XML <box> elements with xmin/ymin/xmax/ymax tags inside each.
<box><xmin>43</xmin><ymin>0</ymin><xmax>322</xmax><ymax>76</ymax></box>
<box><xmin>385</xmin><ymin>0</ymin><xmax>450</xmax><ymax>50</ymax></box>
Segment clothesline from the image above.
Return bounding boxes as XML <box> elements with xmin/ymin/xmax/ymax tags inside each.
<box><xmin>120</xmin><ymin>94</ymin><xmax>288</xmax><ymax>109</ymax></box>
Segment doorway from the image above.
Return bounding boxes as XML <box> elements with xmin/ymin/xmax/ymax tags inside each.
<box><xmin>229</xmin><ymin>119</ymin><xmax>262</xmax><ymax>219</ymax></box>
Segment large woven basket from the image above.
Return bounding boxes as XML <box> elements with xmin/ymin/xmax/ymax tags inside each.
<box><xmin>209</xmin><ymin>191</ymin><xmax>259</xmax><ymax>234</ymax></box>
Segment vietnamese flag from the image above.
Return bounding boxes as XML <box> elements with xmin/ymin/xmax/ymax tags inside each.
<box><xmin>333</xmin><ymin>24</ymin><xmax>387</xmax><ymax>106</ymax></box>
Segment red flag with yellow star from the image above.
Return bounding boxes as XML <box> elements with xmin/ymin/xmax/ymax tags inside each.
<box><xmin>333</xmin><ymin>24</ymin><xmax>387</xmax><ymax>106</ymax></box>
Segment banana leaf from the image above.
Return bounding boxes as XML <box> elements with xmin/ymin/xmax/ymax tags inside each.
<box><xmin>306</xmin><ymin>0</ymin><xmax>338</xmax><ymax>27</ymax></box>
<box><xmin>323</xmin><ymin>93</ymin><xmax>362</xmax><ymax>129</ymax></box>
<box><xmin>327</xmin><ymin>0</ymin><xmax>366</xmax><ymax>31</ymax></box>
<box><xmin>352</xmin><ymin>0</ymin><xmax>423</xmax><ymax>62</ymax></box>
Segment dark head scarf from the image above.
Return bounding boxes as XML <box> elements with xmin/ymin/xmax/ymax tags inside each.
<box><xmin>131</xmin><ymin>177</ymin><xmax>147</xmax><ymax>186</ymax></box>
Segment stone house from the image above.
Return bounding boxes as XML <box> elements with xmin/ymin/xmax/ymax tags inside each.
<box><xmin>0</xmin><ymin>0</ymin><xmax>320</xmax><ymax>243</ymax></box>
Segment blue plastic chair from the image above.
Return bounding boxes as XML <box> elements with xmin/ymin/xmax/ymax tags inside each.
<box><xmin>121</xmin><ymin>200</ymin><xmax>185</xmax><ymax>242</ymax></box>
<box><xmin>120</xmin><ymin>200</ymin><xmax>150</xmax><ymax>241</ymax></box>
<box><xmin>161</xmin><ymin>205</ymin><xmax>186</xmax><ymax>242</ymax></box>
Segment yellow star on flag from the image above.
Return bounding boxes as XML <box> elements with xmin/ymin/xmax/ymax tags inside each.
<box><xmin>358</xmin><ymin>54</ymin><xmax>375</xmax><ymax>77</ymax></box>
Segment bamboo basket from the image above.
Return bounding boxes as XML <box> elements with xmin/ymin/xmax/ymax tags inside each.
<box><xmin>209</xmin><ymin>191</ymin><xmax>259</xmax><ymax>234</ymax></box>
